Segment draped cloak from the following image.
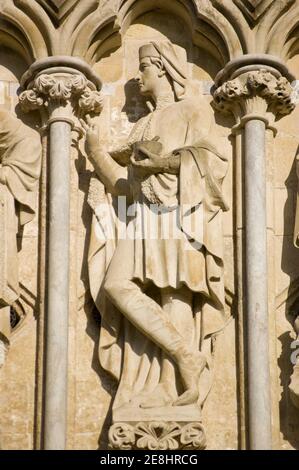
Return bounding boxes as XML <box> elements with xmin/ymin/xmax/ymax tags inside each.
<box><xmin>294</xmin><ymin>152</ymin><xmax>299</xmax><ymax>248</ymax></box>
<box><xmin>0</xmin><ymin>110</ymin><xmax>41</xmax><ymax>346</ymax></box>
<box><xmin>88</xmin><ymin>95</ymin><xmax>230</xmax><ymax>406</ymax></box>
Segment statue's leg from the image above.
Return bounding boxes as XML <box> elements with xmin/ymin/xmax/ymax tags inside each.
<box><xmin>139</xmin><ymin>286</ymin><xmax>195</xmax><ymax>408</ymax></box>
<box><xmin>160</xmin><ymin>285</ymin><xmax>195</xmax><ymax>385</ymax></box>
<box><xmin>161</xmin><ymin>286</ymin><xmax>206</xmax><ymax>406</ymax></box>
<box><xmin>161</xmin><ymin>286</ymin><xmax>194</xmax><ymax>343</ymax></box>
<box><xmin>104</xmin><ymin>240</ymin><xmax>206</xmax><ymax>405</ymax></box>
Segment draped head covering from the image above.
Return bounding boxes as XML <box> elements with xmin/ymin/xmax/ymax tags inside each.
<box><xmin>139</xmin><ymin>41</ymin><xmax>189</xmax><ymax>100</ymax></box>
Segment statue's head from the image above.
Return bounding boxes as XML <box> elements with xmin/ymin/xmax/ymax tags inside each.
<box><xmin>135</xmin><ymin>44</ymin><xmax>166</xmax><ymax>97</ymax></box>
<box><xmin>136</xmin><ymin>41</ymin><xmax>188</xmax><ymax>100</ymax></box>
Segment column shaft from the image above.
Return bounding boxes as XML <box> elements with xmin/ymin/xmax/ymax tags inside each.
<box><xmin>244</xmin><ymin>119</ymin><xmax>272</xmax><ymax>450</ymax></box>
<box><xmin>44</xmin><ymin>121</ymin><xmax>71</xmax><ymax>450</ymax></box>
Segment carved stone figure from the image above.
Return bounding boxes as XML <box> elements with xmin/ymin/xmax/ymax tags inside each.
<box><xmin>289</xmin><ymin>152</ymin><xmax>299</xmax><ymax>408</ymax></box>
<box><xmin>84</xmin><ymin>41</ymin><xmax>229</xmax><ymax>449</ymax></box>
<box><xmin>290</xmin><ymin>179</ymin><xmax>299</xmax><ymax>407</ymax></box>
<box><xmin>0</xmin><ymin>109</ymin><xmax>41</xmax><ymax>367</ymax></box>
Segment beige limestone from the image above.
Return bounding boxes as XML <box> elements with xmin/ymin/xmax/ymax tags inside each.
<box><xmin>84</xmin><ymin>39</ymin><xmax>230</xmax><ymax>450</ymax></box>
<box><xmin>0</xmin><ymin>0</ymin><xmax>299</xmax><ymax>451</ymax></box>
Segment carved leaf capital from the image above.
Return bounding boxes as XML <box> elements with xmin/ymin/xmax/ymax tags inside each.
<box><xmin>78</xmin><ymin>90</ymin><xmax>103</xmax><ymax>114</ymax></box>
<box><xmin>19</xmin><ymin>89</ymin><xmax>45</xmax><ymax>112</ymax></box>
<box><xmin>35</xmin><ymin>74</ymin><xmax>73</xmax><ymax>101</ymax></box>
<box><xmin>213</xmin><ymin>69</ymin><xmax>295</xmax><ymax>119</ymax></box>
<box><xmin>19</xmin><ymin>73</ymin><xmax>103</xmax><ymax>118</ymax></box>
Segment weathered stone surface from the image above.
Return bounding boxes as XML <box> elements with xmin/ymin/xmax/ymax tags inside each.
<box><xmin>1</xmin><ymin>0</ymin><xmax>299</xmax><ymax>451</ymax></box>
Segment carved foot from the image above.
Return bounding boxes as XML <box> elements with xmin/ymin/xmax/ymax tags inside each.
<box><xmin>139</xmin><ymin>384</ymin><xmax>175</xmax><ymax>409</ymax></box>
<box><xmin>173</xmin><ymin>388</ymin><xmax>199</xmax><ymax>407</ymax></box>
<box><xmin>109</xmin><ymin>421</ymin><xmax>206</xmax><ymax>450</ymax></box>
<box><xmin>290</xmin><ymin>365</ymin><xmax>299</xmax><ymax>408</ymax></box>
<box><xmin>174</xmin><ymin>351</ymin><xmax>207</xmax><ymax>406</ymax></box>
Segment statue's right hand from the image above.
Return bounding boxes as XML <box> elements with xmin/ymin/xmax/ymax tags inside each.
<box><xmin>80</xmin><ymin>115</ymin><xmax>100</xmax><ymax>156</ymax></box>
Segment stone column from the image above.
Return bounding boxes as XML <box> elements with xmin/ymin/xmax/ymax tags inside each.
<box><xmin>213</xmin><ymin>58</ymin><xmax>295</xmax><ymax>450</ymax></box>
<box><xmin>244</xmin><ymin>116</ymin><xmax>270</xmax><ymax>449</ymax></box>
<box><xmin>19</xmin><ymin>57</ymin><xmax>102</xmax><ymax>450</ymax></box>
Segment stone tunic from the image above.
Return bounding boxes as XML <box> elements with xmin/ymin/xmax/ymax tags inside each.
<box><xmin>126</xmin><ymin>97</ymin><xmax>228</xmax><ymax>309</ymax></box>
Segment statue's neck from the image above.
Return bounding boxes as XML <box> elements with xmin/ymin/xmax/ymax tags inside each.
<box><xmin>154</xmin><ymin>93</ymin><xmax>176</xmax><ymax>111</ymax></box>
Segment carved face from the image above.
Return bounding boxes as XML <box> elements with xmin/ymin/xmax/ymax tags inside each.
<box><xmin>135</xmin><ymin>57</ymin><xmax>163</xmax><ymax>97</ymax></box>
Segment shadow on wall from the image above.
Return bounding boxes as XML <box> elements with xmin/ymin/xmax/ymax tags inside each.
<box><xmin>279</xmin><ymin>149</ymin><xmax>299</xmax><ymax>449</ymax></box>
<box><xmin>122</xmin><ymin>78</ymin><xmax>149</xmax><ymax>123</ymax></box>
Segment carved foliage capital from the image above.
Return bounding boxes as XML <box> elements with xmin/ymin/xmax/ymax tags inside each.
<box><xmin>213</xmin><ymin>69</ymin><xmax>295</xmax><ymax>119</ymax></box>
<box><xmin>19</xmin><ymin>73</ymin><xmax>103</xmax><ymax>118</ymax></box>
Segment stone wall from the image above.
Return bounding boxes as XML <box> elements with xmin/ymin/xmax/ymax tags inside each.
<box><xmin>0</xmin><ymin>0</ymin><xmax>299</xmax><ymax>450</ymax></box>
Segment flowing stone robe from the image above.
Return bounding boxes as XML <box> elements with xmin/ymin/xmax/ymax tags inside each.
<box><xmin>294</xmin><ymin>152</ymin><xmax>299</xmax><ymax>248</ymax></box>
<box><xmin>0</xmin><ymin>109</ymin><xmax>41</xmax><ymax>357</ymax></box>
<box><xmin>88</xmin><ymin>95</ymin><xmax>230</xmax><ymax>409</ymax></box>
<box><xmin>291</xmin><ymin>151</ymin><xmax>299</xmax><ymax>405</ymax></box>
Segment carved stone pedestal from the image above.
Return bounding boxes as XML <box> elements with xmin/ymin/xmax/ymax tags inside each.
<box><xmin>109</xmin><ymin>405</ymin><xmax>206</xmax><ymax>450</ymax></box>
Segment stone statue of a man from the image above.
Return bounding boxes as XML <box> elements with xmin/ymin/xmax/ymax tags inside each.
<box><xmin>0</xmin><ymin>109</ymin><xmax>41</xmax><ymax>367</ymax></box>
<box><xmin>85</xmin><ymin>41</ymin><xmax>229</xmax><ymax>415</ymax></box>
